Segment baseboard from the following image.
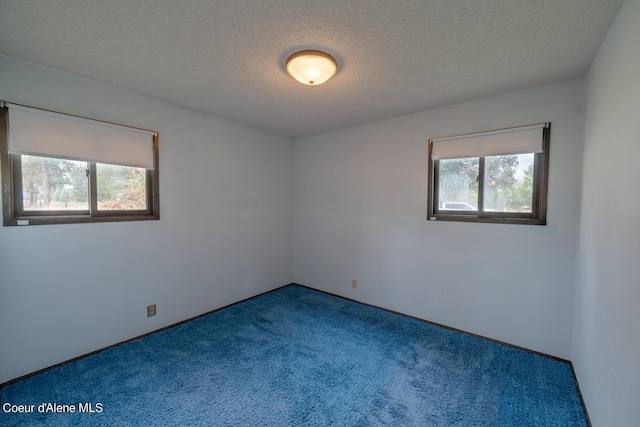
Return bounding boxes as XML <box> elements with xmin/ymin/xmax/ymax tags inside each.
<box><xmin>290</xmin><ymin>282</ymin><xmax>592</xmax><ymax>425</ymax></box>
<box><xmin>292</xmin><ymin>283</ymin><xmax>569</xmax><ymax>362</ymax></box>
<box><xmin>0</xmin><ymin>283</ymin><xmax>295</xmax><ymax>390</ymax></box>
<box><xmin>1</xmin><ymin>281</ymin><xmax>593</xmax><ymax>426</ymax></box>
<box><xmin>568</xmin><ymin>362</ymin><xmax>592</xmax><ymax>427</ymax></box>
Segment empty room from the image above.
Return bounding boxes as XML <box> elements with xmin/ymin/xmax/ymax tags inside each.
<box><xmin>0</xmin><ymin>0</ymin><xmax>638</xmax><ymax>426</ymax></box>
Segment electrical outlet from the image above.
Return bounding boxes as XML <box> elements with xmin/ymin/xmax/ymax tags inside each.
<box><xmin>147</xmin><ymin>304</ymin><xmax>156</xmax><ymax>317</ymax></box>
<box><xmin>352</xmin><ymin>279</ymin><xmax>358</xmax><ymax>288</ymax></box>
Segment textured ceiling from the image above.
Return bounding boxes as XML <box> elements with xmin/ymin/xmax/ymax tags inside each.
<box><xmin>0</xmin><ymin>0</ymin><xmax>624</xmax><ymax>137</ymax></box>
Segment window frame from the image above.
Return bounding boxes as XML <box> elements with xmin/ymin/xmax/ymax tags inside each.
<box><xmin>427</xmin><ymin>124</ymin><xmax>550</xmax><ymax>225</ymax></box>
<box><xmin>1</xmin><ymin>106</ymin><xmax>160</xmax><ymax>226</ymax></box>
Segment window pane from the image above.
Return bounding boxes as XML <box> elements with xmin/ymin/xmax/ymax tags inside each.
<box><xmin>97</xmin><ymin>164</ymin><xmax>147</xmax><ymax>210</ymax></box>
<box><xmin>484</xmin><ymin>153</ymin><xmax>534</xmax><ymax>213</ymax></box>
<box><xmin>438</xmin><ymin>157</ymin><xmax>478</xmax><ymax>211</ymax></box>
<box><xmin>21</xmin><ymin>155</ymin><xmax>89</xmax><ymax>211</ymax></box>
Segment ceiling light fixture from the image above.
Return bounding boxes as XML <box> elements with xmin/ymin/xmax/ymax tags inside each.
<box><xmin>286</xmin><ymin>50</ymin><xmax>337</xmax><ymax>86</ymax></box>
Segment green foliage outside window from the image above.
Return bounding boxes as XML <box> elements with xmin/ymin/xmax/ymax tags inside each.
<box><xmin>21</xmin><ymin>156</ymin><xmax>147</xmax><ymax>211</ymax></box>
<box><xmin>439</xmin><ymin>154</ymin><xmax>534</xmax><ymax>212</ymax></box>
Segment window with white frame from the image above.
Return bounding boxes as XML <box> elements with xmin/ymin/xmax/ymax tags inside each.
<box><xmin>0</xmin><ymin>103</ymin><xmax>159</xmax><ymax>226</ymax></box>
<box><xmin>427</xmin><ymin>123</ymin><xmax>549</xmax><ymax>225</ymax></box>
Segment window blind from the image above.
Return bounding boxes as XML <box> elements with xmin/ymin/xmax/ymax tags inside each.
<box><xmin>7</xmin><ymin>104</ymin><xmax>156</xmax><ymax>169</ymax></box>
<box><xmin>430</xmin><ymin>123</ymin><xmax>548</xmax><ymax>160</ymax></box>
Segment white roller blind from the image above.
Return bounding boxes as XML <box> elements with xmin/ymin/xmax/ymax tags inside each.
<box><xmin>431</xmin><ymin>123</ymin><xmax>548</xmax><ymax>160</ymax></box>
<box><xmin>7</xmin><ymin>104</ymin><xmax>156</xmax><ymax>169</ymax></box>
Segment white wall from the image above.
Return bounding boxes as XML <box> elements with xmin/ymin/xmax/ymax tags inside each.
<box><xmin>574</xmin><ymin>0</ymin><xmax>640</xmax><ymax>425</ymax></box>
<box><xmin>294</xmin><ymin>79</ymin><xmax>585</xmax><ymax>359</ymax></box>
<box><xmin>0</xmin><ymin>55</ymin><xmax>294</xmax><ymax>383</ymax></box>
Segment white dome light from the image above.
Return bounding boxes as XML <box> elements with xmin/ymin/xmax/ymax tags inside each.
<box><xmin>286</xmin><ymin>50</ymin><xmax>337</xmax><ymax>86</ymax></box>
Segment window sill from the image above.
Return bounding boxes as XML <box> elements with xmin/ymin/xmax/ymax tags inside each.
<box><xmin>428</xmin><ymin>214</ymin><xmax>545</xmax><ymax>225</ymax></box>
<box><xmin>3</xmin><ymin>214</ymin><xmax>159</xmax><ymax>226</ymax></box>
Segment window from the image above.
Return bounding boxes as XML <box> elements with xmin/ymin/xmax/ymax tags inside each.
<box><xmin>427</xmin><ymin>123</ymin><xmax>549</xmax><ymax>225</ymax></box>
<box><xmin>1</xmin><ymin>103</ymin><xmax>159</xmax><ymax>226</ymax></box>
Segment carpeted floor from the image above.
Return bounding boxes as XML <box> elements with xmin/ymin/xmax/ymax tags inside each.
<box><xmin>0</xmin><ymin>285</ymin><xmax>587</xmax><ymax>426</ymax></box>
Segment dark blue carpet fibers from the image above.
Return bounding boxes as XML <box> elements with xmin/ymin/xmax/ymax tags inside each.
<box><xmin>1</xmin><ymin>285</ymin><xmax>587</xmax><ymax>426</ymax></box>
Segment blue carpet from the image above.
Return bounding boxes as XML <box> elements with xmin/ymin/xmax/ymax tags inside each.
<box><xmin>1</xmin><ymin>285</ymin><xmax>587</xmax><ymax>426</ymax></box>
